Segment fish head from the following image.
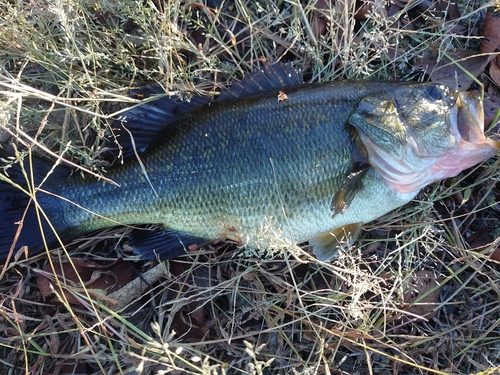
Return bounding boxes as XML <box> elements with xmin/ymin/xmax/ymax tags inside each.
<box><xmin>349</xmin><ymin>84</ymin><xmax>500</xmax><ymax>193</ymax></box>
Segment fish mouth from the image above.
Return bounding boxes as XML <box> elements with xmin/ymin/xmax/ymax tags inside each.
<box><xmin>454</xmin><ymin>92</ymin><xmax>497</xmax><ymax>146</ymax></box>
<box><xmin>419</xmin><ymin>91</ymin><xmax>499</xmax><ymax>191</ymax></box>
<box><xmin>450</xmin><ymin>91</ymin><xmax>500</xmax><ymax>152</ymax></box>
<box><xmin>365</xmin><ymin>90</ymin><xmax>499</xmax><ymax>194</ymax></box>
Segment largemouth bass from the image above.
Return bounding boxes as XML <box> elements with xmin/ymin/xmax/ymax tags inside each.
<box><xmin>1</xmin><ymin>65</ymin><xmax>498</xmax><ymax>262</ymax></box>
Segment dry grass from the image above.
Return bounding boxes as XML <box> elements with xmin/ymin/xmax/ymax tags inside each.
<box><xmin>1</xmin><ymin>0</ymin><xmax>500</xmax><ymax>374</ymax></box>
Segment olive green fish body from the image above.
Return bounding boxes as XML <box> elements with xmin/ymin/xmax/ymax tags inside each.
<box><xmin>50</xmin><ymin>83</ymin><xmax>382</xmax><ymax>244</ymax></box>
<box><xmin>1</xmin><ymin>69</ymin><xmax>498</xmax><ymax>261</ymax></box>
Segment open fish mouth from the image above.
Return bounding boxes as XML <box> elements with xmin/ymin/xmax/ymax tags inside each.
<box><xmin>353</xmin><ymin>87</ymin><xmax>499</xmax><ymax>194</ymax></box>
<box><xmin>441</xmin><ymin>91</ymin><xmax>500</xmax><ymax>167</ymax></box>
<box><xmin>411</xmin><ymin>90</ymin><xmax>499</xmax><ymax>192</ymax></box>
<box><xmin>454</xmin><ymin>91</ymin><xmax>500</xmax><ymax>147</ymax></box>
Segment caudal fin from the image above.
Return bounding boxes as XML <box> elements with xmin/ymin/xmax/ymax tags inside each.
<box><xmin>0</xmin><ymin>147</ymin><xmax>62</xmax><ymax>262</ymax></box>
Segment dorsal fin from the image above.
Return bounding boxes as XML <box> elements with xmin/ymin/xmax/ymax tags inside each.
<box><xmin>109</xmin><ymin>87</ymin><xmax>209</xmax><ymax>159</ymax></box>
<box><xmin>219</xmin><ymin>62</ymin><xmax>303</xmax><ymax>100</ymax></box>
<box><xmin>109</xmin><ymin>63</ymin><xmax>303</xmax><ymax>160</ymax></box>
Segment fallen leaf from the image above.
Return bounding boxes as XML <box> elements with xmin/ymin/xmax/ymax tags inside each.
<box><xmin>37</xmin><ymin>258</ymin><xmax>134</xmax><ymax>306</ymax></box>
<box><xmin>310</xmin><ymin>0</ymin><xmax>329</xmax><ymax>40</ymax></box>
<box><xmin>416</xmin><ymin>0</ymin><xmax>459</xmax><ymax>19</ymax></box>
<box><xmin>425</xmin><ymin>50</ymin><xmax>490</xmax><ymax>90</ymax></box>
<box><xmin>167</xmin><ymin>261</ymin><xmax>211</xmax><ymax>342</ymax></box>
<box><xmin>489</xmin><ymin>57</ymin><xmax>500</xmax><ymax>87</ymax></box>
<box><xmin>466</xmin><ymin>226</ymin><xmax>500</xmax><ymax>261</ymax></box>
<box><xmin>441</xmin><ymin>0</ymin><xmax>461</xmax><ymax>20</ymax></box>
<box><xmin>484</xmin><ymin>85</ymin><xmax>500</xmax><ymax>127</ymax></box>
<box><xmin>490</xmin><ymin>247</ymin><xmax>500</xmax><ymax>262</ymax></box>
<box><xmin>278</xmin><ymin>91</ymin><xmax>288</xmax><ymax>102</ymax></box>
<box><xmin>403</xmin><ymin>270</ymin><xmax>443</xmax><ymax>321</ymax></box>
<box><xmin>480</xmin><ymin>11</ymin><xmax>500</xmax><ymax>55</ymax></box>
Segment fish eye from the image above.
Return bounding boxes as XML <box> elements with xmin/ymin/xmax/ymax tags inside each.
<box><xmin>425</xmin><ymin>85</ymin><xmax>442</xmax><ymax>101</ymax></box>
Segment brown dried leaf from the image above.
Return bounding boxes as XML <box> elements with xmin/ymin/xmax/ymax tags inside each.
<box><xmin>310</xmin><ymin>0</ymin><xmax>329</xmax><ymax>40</ymax></box>
<box><xmin>484</xmin><ymin>85</ymin><xmax>500</xmax><ymax>126</ymax></box>
<box><xmin>416</xmin><ymin>0</ymin><xmax>460</xmax><ymax>19</ymax></box>
<box><xmin>403</xmin><ymin>270</ymin><xmax>443</xmax><ymax>321</ymax></box>
<box><xmin>37</xmin><ymin>258</ymin><xmax>134</xmax><ymax>306</ymax></box>
<box><xmin>171</xmin><ymin>305</ymin><xmax>209</xmax><ymax>342</ymax></box>
<box><xmin>441</xmin><ymin>0</ymin><xmax>461</xmax><ymax>20</ymax></box>
<box><xmin>423</xmin><ymin>50</ymin><xmax>490</xmax><ymax>90</ymax></box>
<box><xmin>356</xmin><ymin>0</ymin><xmax>387</xmax><ymax>20</ymax></box>
<box><xmin>466</xmin><ymin>227</ymin><xmax>500</xmax><ymax>261</ymax></box>
<box><xmin>169</xmin><ymin>263</ymin><xmax>210</xmax><ymax>342</ymax></box>
<box><xmin>490</xmin><ymin>246</ymin><xmax>500</xmax><ymax>262</ymax></box>
<box><xmin>387</xmin><ymin>4</ymin><xmax>403</xmax><ymax>18</ymax></box>
<box><xmin>481</xmin><ymin>11</ymin><xmax>500</xmax><ymax>55</ymax></box>
<box><xmin>489</xmin><ymin>57</ymin><xmax>500</xmax><ymax>87</ymax></box>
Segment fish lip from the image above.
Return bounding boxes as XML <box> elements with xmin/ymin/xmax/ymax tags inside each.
<box><xmin>486</xmin><ymin>137</ymin><xmax>500</xmax><ymax>151</ymax></box>
<box><xmin>420</xmin><ymin>91</ymin><xmax>499</xmax><ymax>189</ymax></box>
<box><xmin>454</xmin><ymin>92</ymin><xmax>486</xmax><ymax>143</ymax></box>
<box><xmin>451</xmin><ymin>91</ymin><xmax>500</xmax><ymax>151</ymax></box>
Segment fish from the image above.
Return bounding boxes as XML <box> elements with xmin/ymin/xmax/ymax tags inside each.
<box><xmin>0</xmin><ymin>64</ymin><xmax>499</xmax><ymax>263</ymax></box>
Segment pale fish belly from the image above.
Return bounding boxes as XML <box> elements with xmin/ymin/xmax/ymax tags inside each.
<box><xmin>194</xmin><ymin>168</ymin><xmax>419</xmax><ymax>254</ymax></box>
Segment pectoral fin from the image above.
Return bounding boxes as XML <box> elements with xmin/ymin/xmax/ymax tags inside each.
<box><xmin>330</xmin><ymin>168</ymin><xmax>367</xmax><ymax>217</ymax></box>
<box><xmin>128</xmin><ymin>228</ymin><xmax>209</xmax><ymax>260</ymax></box>
<box><xmin>310</xmin><ymin>223</ymin><xmax>362</xmax><ymax>261</ymax></box>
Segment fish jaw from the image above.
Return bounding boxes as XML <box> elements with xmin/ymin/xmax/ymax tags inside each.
<box><xmin>381</xmin><ymin>133</ymin><xmax>500</xmax><ymax>194</ymax></box>
<box><xmin>357</xmin><ymin>91</ymin><xmax>499</xmax><ymax>194</ymax></box>
<box><xmin>417</xmin><ymin>91</ymin><xmax>499</xmax><ymax>190</ymax></box>
<box><xmin>426</xmin><ymin>137</ymin><xmax>499</xmax><ymax>184</ymax></box>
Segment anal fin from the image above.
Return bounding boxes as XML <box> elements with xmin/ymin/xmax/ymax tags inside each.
<box><xmin>310</xmin><ymin>223</ymin><xmax>362</xmax><ymax>261</ymax></box>
<box><xmin>128</xmin><ymin>228</ymin><xmax>209</xmax><ymax>261</ymax></box>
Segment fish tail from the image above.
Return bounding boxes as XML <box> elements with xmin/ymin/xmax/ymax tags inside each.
<box><xmin>0</xmin><ymin>147</ymin><xmax>64</xmax><ymax>262</ymax></box>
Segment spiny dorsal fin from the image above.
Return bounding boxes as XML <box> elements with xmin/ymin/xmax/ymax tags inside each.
<box><xmin>310</xmin><ymin>223</ymin><xmax>362</xmax><ymax>261</ymax></box>
<box><xmin>219</xmin><ymin>63</ymin><xmax>303</xmax><ymax>100</ymax></box>
<box><xmin>110</xmin><ymin>87</ymin><xmax>209</xmax><ymax>159</ymax></box>
<box><xmin>110</xmin><ymin>63</ymin><xmax>303</xmax><ymax>160</ymax></box>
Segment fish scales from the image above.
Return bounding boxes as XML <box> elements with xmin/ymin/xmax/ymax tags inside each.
<box><xmin>46</xmin><ymin>83</ymin><xmax>369</xmax><ymax>240</ymax></box>
<box><xmin>1</xmin><ymin>66</ymin><xmax>498</xmax><ymax>262</ymax></box>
